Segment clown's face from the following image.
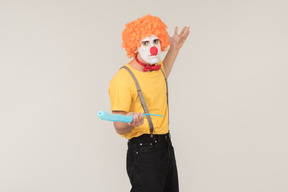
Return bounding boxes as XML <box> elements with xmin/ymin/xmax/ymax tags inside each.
<box><xmin>137</xmin><ymin>34</ymin><xmax>161</xmax><ymax>64</ymax></box>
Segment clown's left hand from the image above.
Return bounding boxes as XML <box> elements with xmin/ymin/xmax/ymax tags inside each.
<box><xmin>169</xmin><ymin>26</ymin><xmax>190</xmax><ymax>51</ymax></box>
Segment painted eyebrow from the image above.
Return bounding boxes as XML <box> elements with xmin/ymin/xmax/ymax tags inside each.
<box><xmin>141</xmin><ymin>40</ymin><xmax>149</xmax><ymax>43</ymax></box>
<box><xmin>154</xmin><ymin>39</ymin><xmax>159</xmax><ymax>41</ymax></box>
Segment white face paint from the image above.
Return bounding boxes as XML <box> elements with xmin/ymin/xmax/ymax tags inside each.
<box><xmin>137</xmin><ymin>34</ymin><xmax>161</xmax><ymax>65</ymax></box>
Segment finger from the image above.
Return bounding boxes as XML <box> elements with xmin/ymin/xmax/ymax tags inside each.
<box><xmin>133</xmin><ymin>114</ymin><xmax>137</xmax><ymax>127</ymax></box>
<box><xmin>140</xmin><ymin>114</ymin><xmax>144</xmax><ymax>125</ymax></box>
<box><xmin>183</xmin><ymin>29</ymin><xmax>190</xmax><ymax>40</ymax></box>
<box><xmin>174</xmin><ymin>26</ymin><xmax>178</xmax><ymax>35</ymax></box>
<box><xmin>131</xmin><ymin>115</ymin><xmax>137</xmax><ymax>127</ymax></box>
<box><xmin>136</xmin><ymin>119</ymin><xmax>140</xmax><ymax>127</ymax></box>
<box><xmin>128</xmin><ymin>112</ymin><xmax>134</xmax><ymax>126</ymax></box>
<box><xmin>129</xmin><ymin>120</ymin><xmax>133</xmax><ymax>127</ymax></box>
<box><xmin>137</xmin><ymin>113</ymin><xmax>142</xmax><ymax>126</ymax></box>
<box><xmin>128</xmin><ymin>120</ymin><xmax>133</xmax><ymax>127</ymax></box>
<box><xmin>183</xmin><ymin>26</ymin><xmax>190</xmax><ymax>35</ymax></box>
<box><xmin>137</xmin><ymin>113</ymin><xmax>141</xmax><ymax>127</ymax></box>
<box><xmin>180</xmin><ymin>26</ymin><xmax>187</xmax><ymax>36</ymax></box>
<box><xmin>133</xmin><ymin>120</ymin><xmax>137</xmax><ymax>127</ymax></box>
<box><xmin>134</xmin><ymin>113</ymin><xmax>140</xmax><ymax>127</ymax></box>
<box><xmin>139</xmin><ymin>113</ymin><xmax>143</xmax><ymax>126</ymax></box>
<box><xmin>138</xmin><ymin>113</ymin><xmax>143</xmax><ymax>126</ymax></box>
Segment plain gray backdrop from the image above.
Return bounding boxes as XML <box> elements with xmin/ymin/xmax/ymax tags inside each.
<box><xmin>0</xmin><ymin>0</ymin><xmax>287</xmax><ymax>191</ymax></box>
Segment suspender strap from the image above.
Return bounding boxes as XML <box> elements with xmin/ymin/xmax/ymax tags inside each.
<box><xmin>159</xmin><ymin>68</ymin><xmax>169</xmax><ymax>125</ymax></box>
<box><xmin>121</xmin><ymin>66</ymin><xmax>154</xmax><ymax>137</ymax></box>
<box><xmin>120</xmin><ymin>66</ymin><xmax>169</xmax><ymax>138</ymax></box>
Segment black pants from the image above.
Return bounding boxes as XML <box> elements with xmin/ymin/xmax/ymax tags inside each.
<box><xmin>126</xmin><ymin>133</ymin><xmax>179</xmax><ymax>192</ymax></box>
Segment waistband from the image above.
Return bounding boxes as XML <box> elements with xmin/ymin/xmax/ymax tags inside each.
<box><xmin>128</xmin><ymin>132</ymin><xmax>171</xmax><ymax>144</ymax></box>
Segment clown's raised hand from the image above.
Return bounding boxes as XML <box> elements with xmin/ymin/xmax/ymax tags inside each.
<box><xmin>169</xmin><ymin>26</ymin><xmax>190</xmax><ymax>51</ymax></box>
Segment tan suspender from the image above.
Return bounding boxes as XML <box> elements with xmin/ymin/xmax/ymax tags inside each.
<box><xmin>159</xmin><ymin>68</ymin><xmax>169</xmax><ymax>126</ymax></box>
<box><xmin>120</xmin><ymin>66</ymin><xmax>169</xmax><ymax>138</ymax></box>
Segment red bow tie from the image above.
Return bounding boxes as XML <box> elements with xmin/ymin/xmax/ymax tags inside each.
<box><xmin>135</xmin><ymin>56</ymin><xmax>161</xmax><ymax>72</ymax></box>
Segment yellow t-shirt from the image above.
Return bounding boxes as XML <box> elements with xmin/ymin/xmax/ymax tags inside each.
<box><xmin>108</xmin><ymin>60</ymin><xmax>169</xmax><ymax>140</ymax></box>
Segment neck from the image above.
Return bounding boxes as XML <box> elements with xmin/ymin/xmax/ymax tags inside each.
<box><xmin>136</xmin><ymin>54</ymin><xmax>150</xmax><ymax>65</ymax></box>
<box><xmin>128</xmin><ymin>54</ymin><xmax>151</xmax><ymax>72</ymax></box>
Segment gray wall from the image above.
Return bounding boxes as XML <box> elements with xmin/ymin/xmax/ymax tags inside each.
<box><xmin>0</xmin><ymin>0</ymin><xmax>287</xmax><ymax>191</ymax></box>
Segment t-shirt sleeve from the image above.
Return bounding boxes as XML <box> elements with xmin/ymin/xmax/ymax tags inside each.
<box><xmin>108</xmin><ymin>72</ymin><xmax>133</xmax><ymax>112</ymax></box>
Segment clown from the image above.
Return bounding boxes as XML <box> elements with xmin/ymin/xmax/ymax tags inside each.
<box><xmin>138</xmin><ymin>34</ymin><xmax>161</xmax><ymax>64</ymax></box>
<box><xmin>109</xmin><ymin>14</ymin><xmax>189</xmax><ymax>192</ymax></box>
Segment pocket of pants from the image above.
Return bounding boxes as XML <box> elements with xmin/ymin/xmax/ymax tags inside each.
<box><xmin>138</xmin><ymin>144</ymin><xmax>155</xmax><ymax>153</ymax></box>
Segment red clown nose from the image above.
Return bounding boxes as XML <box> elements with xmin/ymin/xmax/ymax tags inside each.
<box><xmin>150</xmin><ymin>46</ymin><xmax>158</xmax><ymax>55</ymax></box>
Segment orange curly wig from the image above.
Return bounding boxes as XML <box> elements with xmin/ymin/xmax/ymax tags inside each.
<box><xmin>122</xmin><ymin>14</ymin><xmax>170</xmax><ymax>58</ymax></box>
